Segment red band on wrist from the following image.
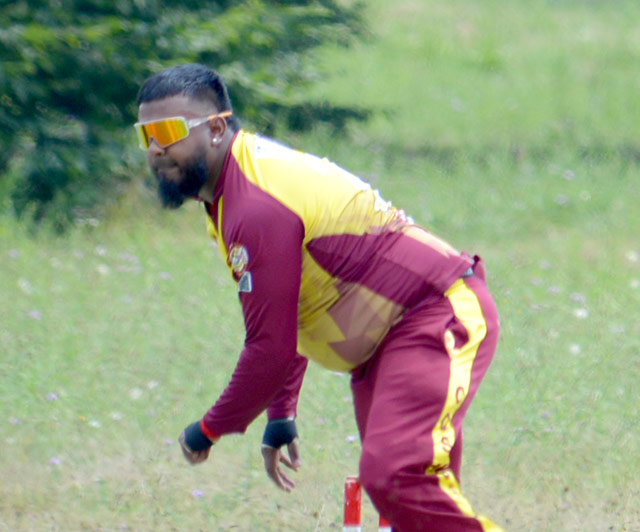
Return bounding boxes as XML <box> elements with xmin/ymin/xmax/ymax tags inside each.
<box><xmin>200</xmin><ymin>419</ymin><xmax>221</xmax><ymax>441</ymax></box>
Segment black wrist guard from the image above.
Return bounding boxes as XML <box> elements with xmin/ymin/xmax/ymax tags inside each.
<box><xmin>183</xmin><ymin>421</ymin><xmax>214</xmax><ymax>452</ymax></box>
<box><xmin>262</xmin><ymin>418</ymin><xmax>298</xmax><ymax>448</ymax></box>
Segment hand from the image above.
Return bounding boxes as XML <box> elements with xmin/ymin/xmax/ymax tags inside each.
<box><xmin>261</xmin><ymin>437</ymin><xmax>301</xmax><ymax>492</ymax></box>
<box><xmin>179</xmin><ymin>430</ymin><xmax>211</xmax><ymax>464</ymax></box>
<box><xmin>179</xmin><ymin>421</ymin><xmax>215</xmax><ymax>465</ymax></box>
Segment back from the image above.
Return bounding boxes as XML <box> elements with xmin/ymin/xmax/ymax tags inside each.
<box><xmin>208</xmin><ymin>131</ymin><xmax>474</xmax><ymax>370</ymax></box>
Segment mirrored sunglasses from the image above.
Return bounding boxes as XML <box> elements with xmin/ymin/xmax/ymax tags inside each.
<box><xmin>134</xmin><ymin>111</ymin><xmax>232</xmax><ymax>150</ymax></box>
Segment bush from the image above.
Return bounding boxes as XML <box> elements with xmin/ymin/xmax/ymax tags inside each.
<box><xmin>0</xmin><ymin>0</ymin><xmax>368</xmax><ymax>231</ymax></box>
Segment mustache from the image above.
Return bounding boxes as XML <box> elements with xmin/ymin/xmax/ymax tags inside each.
<box><xmin>152</xmin><ymin>161</ymin><xmax>177</xmax><ymax>179</ymax></box>
<box><xmin>154</xmin><ymin>159</ymin><xmax>176</xmax><ymax>169</ymax></box>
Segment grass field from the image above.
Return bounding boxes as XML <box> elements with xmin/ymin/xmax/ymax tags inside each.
<box><xmin>2</xmin><ymin>0</ymin><xmax>640</xmax><ymax>530</ymax></box>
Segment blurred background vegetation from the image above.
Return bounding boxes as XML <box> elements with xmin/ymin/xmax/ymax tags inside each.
<box><xmin>0</xmin><ymin>0</ymin><xmax>368</xmax><ymax>231</ymax></box>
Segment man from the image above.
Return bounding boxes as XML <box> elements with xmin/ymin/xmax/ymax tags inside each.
<box><xmin>135</xmin><ymin>63</ymin><xmax>505</xmax><ymax>531</ymax></box>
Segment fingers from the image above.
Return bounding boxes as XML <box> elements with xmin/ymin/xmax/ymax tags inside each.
<box><xmin>276</xmin><ymin>437</ymin><xmax>302</xmax><ymax>471</ymax></box>
<box><xmin>278</xmin><ymin>451</ymin><xmax>294</xmax><ymax>470</ymax></box>
<box><xmin>179</xmin><ymin>430</ymin><xmax>210</xmax><ymax>465</ymax></box>
<box><xmin>287</xmin><ymin>437</ymin><xmax>301</xmax><ymax>470</ymax></box>
<box><xmin>262</xmin><ymin>445</ymin><xmax>296</xmax><ymax>492</ymax></box>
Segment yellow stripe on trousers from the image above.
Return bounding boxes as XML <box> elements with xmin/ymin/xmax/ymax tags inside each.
<box><xmin>426</xmin><ymin>277</ymin><xmax>505</xmax><ymax>532</ymax></box>
<box><xmin>436</xmin><ymin>469</ymin><xmax>505</xmax><ymax>532</ymax></box>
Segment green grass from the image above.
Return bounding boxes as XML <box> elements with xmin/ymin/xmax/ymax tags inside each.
<box><xmin>2</xmin><ymin>0</ymin><xmax>640</xmax><ymax>530</ymax></box>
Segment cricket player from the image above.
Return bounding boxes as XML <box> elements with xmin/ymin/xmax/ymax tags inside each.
<box><xmin>135</xmin><ymin>63</ymin><xmax>505</xmax><ymax>531</ymax></box>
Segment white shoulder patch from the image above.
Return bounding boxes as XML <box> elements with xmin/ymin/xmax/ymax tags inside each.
<box><xmin>254</xmin><ymin>135</ymin><xmax>296</xmax><ymax>161</ymax></box>
<box><xmin>238</xmin><ymin>271</ymin><xmax>253</xmax><ymax>293</ymax></box>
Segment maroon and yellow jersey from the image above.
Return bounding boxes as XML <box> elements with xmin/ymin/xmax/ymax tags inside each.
<box><xmin>202</xmin><ymin>131</ymin><xmax>474</xmax><ymax>435</ymax></box>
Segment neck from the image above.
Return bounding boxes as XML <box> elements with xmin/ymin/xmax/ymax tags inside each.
<box><xmin>198</xmin><ymin>132</ymin><xmax>234</xmax><ymax>203</ymax></box>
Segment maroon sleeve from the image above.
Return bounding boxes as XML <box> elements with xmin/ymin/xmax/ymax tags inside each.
<box><xmin>266</xmin><ymin>354</ymin><xmax>308</xmax><ymax>420</ymax></box>
<box><xmin>202</xmin><ymin>194</ymin><xmax>305</xmax><ymax>435</ymax></box>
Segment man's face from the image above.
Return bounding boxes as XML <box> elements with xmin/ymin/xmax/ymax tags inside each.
<box><xmin>137</xmin><ymin>95</ymin><xmax>215</xmax><ymax>209</ymax></box>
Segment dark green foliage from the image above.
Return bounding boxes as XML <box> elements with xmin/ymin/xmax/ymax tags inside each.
<box><xmin>0</xmin><ymin>0</ymin><xmax>368</xmax><ymax>230</ymax></box>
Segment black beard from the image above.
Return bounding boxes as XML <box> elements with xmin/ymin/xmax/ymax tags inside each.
<box><xmin>156</xmin><ymin>152</ymin><xmax>209</xmax><ymax>209</ymax></box>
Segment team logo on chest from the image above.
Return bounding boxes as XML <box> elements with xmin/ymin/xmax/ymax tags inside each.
<box><xmin>228</xmin><ymin>244</ymin><xmax>249</xmax><ymax>276</ymax></box>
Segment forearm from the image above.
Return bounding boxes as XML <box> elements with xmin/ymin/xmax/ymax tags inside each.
<box><xmin>202</xmin><ymin>343</ymin><xmax>298</xmax><ymax>436</ymax></box>
<box><xmin>267</xmin><ymin>354</ymin><xmax>308</xmax><ymax>420</ymax></box>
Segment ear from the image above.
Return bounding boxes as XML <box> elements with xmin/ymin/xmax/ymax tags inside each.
<box><xmin>208</xmin><ymin>113</ymin><xmax>228</xmax><ymax>144</ymax></box>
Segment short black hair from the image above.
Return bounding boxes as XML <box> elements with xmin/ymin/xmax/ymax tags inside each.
<box><xmin>137</xmin><ymin>63</ymin><xmax>240</xmax><ymax>131</ymax></box>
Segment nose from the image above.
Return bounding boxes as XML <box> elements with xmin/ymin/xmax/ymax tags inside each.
<box><xmin>146</xmin><ymin>138</ymin><xmax>166</xmax><ymax>163</ymax></box>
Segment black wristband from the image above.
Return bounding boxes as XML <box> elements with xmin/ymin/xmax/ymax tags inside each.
<box><xmin>183</xmin><ymin>421</ymin><xmax>214</xmax><ymax>452</ymax></box>
<box><xmin>262</xmin><ymin>418</ymin><xmax>298</xmax><ymax>448</ymax></box>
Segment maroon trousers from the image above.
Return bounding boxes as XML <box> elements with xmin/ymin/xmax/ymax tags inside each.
<box><xmin>350</xmin><ymin>260</ymin><xmax>505</xmax><ymax>532</ymax></box>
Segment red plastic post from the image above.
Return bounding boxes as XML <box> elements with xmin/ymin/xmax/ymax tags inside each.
<box><xmin>343</xmin><ymin>476</ymin><xmax>362</xmax><ymax>531</ymax></box>
<box><xmin>378</xmin><ymin>514</ymin><xmax>392</xmax><ymax>531</ymax></box>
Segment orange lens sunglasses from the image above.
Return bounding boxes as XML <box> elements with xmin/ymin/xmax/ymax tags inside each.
<box><xmin>134</xmin><ymin>111</ymin><xmax>232</xmax><ymax>150</ymax></box>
